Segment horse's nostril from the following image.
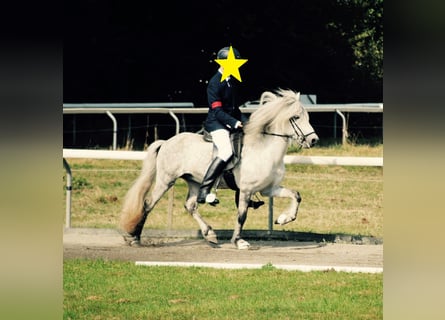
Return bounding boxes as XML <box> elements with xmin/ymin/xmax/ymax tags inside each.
<box><xmin>311</xmin><ymin>138</ymin><xmax>319</xmax><ymax>145</ymax></box>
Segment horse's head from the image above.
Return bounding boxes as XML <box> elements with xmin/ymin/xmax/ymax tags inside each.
<box><xmin>244</xmin><ymin>89</ymin><xmax>319</xmax><ymax>148</ymax></box>
<box><xmin>287</xmin><ymin>92</ymin><xmax>319</xmax><ymax>148</ymax></box>
<box><xmin>258</xmin><ymin>89</ymin><xmax>319</xmax><ymax>148</ymax></box>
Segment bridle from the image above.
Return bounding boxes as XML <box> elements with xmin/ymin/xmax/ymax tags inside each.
<box><xmin>262</xmin><ymin>116</ymin><xmax>316</xmax><ymax>148</ymax></box>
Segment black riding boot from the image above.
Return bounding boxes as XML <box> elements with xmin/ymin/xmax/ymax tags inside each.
<box><xmin>197</xmin><ymin>157</ymin><xmax>227</xmax><ymax>205</ymax></box>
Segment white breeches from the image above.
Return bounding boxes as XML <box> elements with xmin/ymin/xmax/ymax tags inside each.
<box><xmin>210</xmin><ymin>129</ymin><xmax>233</xmax><ymax>161</ymax></box>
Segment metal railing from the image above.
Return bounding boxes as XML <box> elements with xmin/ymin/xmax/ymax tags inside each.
<box><xmin>63</xmin><ymin>102</ymin><xmax>383</xmax><ymax>233</ymax></box>
<box><xmin>63</xmin><ymin>102</ymin><xmax>383</xmax><ymax>149</ymax></box>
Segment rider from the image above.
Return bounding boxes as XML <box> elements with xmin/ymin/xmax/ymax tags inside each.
<box><xmin>197</xmin><ymin>46</ymin><xmax>263</xmax><ymax>210</ymax></box>
<box><xmin>197</xmin><ymin>46</ymin><xmax>244</xmax><ymax>205</ymax></box>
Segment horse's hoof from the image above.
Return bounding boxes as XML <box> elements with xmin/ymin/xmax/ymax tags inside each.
<box><xmin>203</xmin><ymin>228</ymin><xmax>218</xmax><ymax>244</ymax></box>
<box><xmin>236</xmin><ymin>239</ymin><xmax>251</xmax><ymax>250</ymax></box>
<box><xmin>275</xmin><ymin>214</ymin><xmax>296</xmax><ymax>225</ymax></box>
<box><xmin>122</xmin><ymin>233</ymin><xmax>142</xmax><ymax>247</ymax></box>
<box><xmin>205</xmin><ymin>234</ymin><xmax>218</xmax><ymax>244</ymax></box>
<box><xmin>129</xmin><ymin>239</ymin><xmax>142</xmax><ymax>247</ymax></box>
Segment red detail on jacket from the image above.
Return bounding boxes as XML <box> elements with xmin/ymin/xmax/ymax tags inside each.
<box><xmin>211</xmin><ymin>101</ymin><xmax>222</xmax><ymax>109</ymax></box>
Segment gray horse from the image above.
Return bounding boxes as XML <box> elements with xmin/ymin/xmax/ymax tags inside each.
<box><xmin>120</xmin><ymin>89</ymin><xmax>319</xmax><ymax>249</ymax></box>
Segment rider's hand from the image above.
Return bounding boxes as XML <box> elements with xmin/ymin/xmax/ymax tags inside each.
<box><xmin>235</xmin><ymin>121</ymin><xmax>243</xmax><ymax>129</ymax></box>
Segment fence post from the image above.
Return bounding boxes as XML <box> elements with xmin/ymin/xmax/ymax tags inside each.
<box><xmin>168</xmin><ymin>188</ymin><xmax>174</xmax><ymax>230</ymax></box>
<box><xmin>168</xmin><ymin>110</ymin><xmax>180</xmax><ymax>135</ymax></box>
<box><xmin>63</xmin><ymin>158</ymin><xmax>72</xmax><ymax>229</ymax></box>
<box><xmin>106</xmin><ymin>111</ymin><xmax>117</xmax><ymax>150</ymax></box>
<box><xmin>268</xmin><ymin>197</ymin><xmax>274</xmax><ymax>234</ymax></box>
<box><xmin>335</xmin><ymin>109</ymin><xmax>348</xmax><ymax>145</ymax></box>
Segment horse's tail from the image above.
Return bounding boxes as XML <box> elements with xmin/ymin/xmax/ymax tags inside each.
<box><xmin>119</xmin><ymin>140</ymin><xmax>165</xmax><ymax>233</ymax></box>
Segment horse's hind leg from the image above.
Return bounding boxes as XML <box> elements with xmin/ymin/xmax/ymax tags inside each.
<box><xmin>184</xmin><ymin>180</ymin><xmax>218</xmax><ymax>244</ymax></box>
<box><xmin>124</xmin><ymin>179</ymin><xmax>174</xmax><ymax>246</ymax></box>
<box><xmin>122</xmin><ymin>200</ymin><xmax>149</xmax><ymax>247</ymax></box>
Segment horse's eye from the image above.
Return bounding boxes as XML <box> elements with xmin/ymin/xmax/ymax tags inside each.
<box><xmin>293</xmin><ymin>116</ymin><xmax>300</xmax><ymax>120</ymax></box>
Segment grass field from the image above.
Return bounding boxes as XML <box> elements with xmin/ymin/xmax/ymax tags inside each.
<box><xmin>62</xmin><ymin>143</ymin><xmax>383</xmax><ymax>238</ymax></box>
<box><xmin>64</xmin><ymin>259</ymin><xmax>383</xmax><ymax>320</ymax></box>
<box><xmin>63</xmin><ymin>143</ymin><xmax>383</xmax><ymax>319</ymax></box>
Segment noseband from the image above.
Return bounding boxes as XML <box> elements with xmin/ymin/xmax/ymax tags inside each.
<box><xmin>262</xmin><ymin>116</ymin><xmax>316</xmax><ymax>148</ymax></box>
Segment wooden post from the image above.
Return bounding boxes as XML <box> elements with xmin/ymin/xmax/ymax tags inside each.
<box><xmin>268</xmin><ymin>197</ymin><xmax>274</xmax><ymax>234</ymax></box>
<box><xmin>167</xmin><ymin>187</ymin><xmax>174</xmax><ymax>230</ymax></box>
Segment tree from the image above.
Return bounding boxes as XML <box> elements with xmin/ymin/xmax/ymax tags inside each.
<box><xmin>327</xmin><ymin>0</ymin><xmax>383</xmax><ymax>82</ymax></box>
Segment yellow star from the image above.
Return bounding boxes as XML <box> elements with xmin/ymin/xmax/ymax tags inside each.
<box><xmin>214</xmin><ymin>46</ymin><xmax>248</xmax><ymax>82</ymax></box>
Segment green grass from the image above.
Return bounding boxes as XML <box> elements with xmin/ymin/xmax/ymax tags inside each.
<box><xmin>64</xmin><ymin>259</ymin><xmax>383</xmax><ymax>320</ymax></box>
<box><xmin>62</xmin><ymin>143</ymin><xmax>383</xmax><ymax>238</ymax></box>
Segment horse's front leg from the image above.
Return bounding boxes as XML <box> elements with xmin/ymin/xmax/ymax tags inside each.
<box><xmin>184</xmin><ymin>188</ymin><xmax>218</xmax><ymax>245</ymax></box>
<box><xmin>262</xmin><ymin>186</ymin><xmax>302</xmax><ymax>225</ymax></box>
<box><xmin>231</xmin><ymin>191</ymin><xmax>251</xmax><ymax>249</ymax></box>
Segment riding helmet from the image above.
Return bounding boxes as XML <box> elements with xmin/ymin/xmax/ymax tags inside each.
<box><xmin>217</xmin><ymin>46</ymin><xmax>241</xmax><ymax>59</ymax></box>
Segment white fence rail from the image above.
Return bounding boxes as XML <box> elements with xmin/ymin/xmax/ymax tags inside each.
<box><xmin>63</xmin><ymin>103</ymin><xmax>383</xmax><ymax>148</ymax></box>
<box><xmin>62</xmin><ymin>149</ymin><xmax>383</xmax><ymax>230</ymax></box>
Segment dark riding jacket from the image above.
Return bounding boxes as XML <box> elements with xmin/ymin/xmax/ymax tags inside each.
<box><xmin>204</xmin><ymin>71</ymin><xmax>246</xmax><ymax>132</ymax></box>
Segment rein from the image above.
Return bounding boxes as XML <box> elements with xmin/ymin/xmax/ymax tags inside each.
<box><xmin>261</xmin><ymin>131</ymin><xmax>294</xmax><ymax>139</ymax></box>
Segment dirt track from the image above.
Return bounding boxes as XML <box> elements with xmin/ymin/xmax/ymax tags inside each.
<box><xmin>63</xmin><ymin>228</ymin><xmax>383</xmax><ymax>271</ymax></box>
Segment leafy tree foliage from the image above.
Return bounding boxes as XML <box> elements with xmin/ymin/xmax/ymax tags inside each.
<box><xmin>327</xmin><ymin>0</ymin><xmax>383</xmax><ymax>82</ymax></box>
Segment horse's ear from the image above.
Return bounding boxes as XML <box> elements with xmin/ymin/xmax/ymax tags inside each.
<box><xmin>260</xmin><ymin>91</ymin><xmax>276</xmax><ymax>105</ymax></box>
<box><xmin>295</xmin><ymin>92</ymin><xmax>300</xmax><ymax>101</ymax></box>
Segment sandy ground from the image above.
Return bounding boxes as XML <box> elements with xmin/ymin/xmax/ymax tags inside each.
<box><xmin>63</xmin><ymin>228</ymin><xmax>383</xmax><ymax>271</ymax></box>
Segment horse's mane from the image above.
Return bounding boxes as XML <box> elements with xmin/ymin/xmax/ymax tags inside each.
<box><xmin>243</xmin><ymin>89</ymin><xmax>302</xmax><ymax>144</ymax></box>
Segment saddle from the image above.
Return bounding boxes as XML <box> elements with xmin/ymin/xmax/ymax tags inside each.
<box><xmin>202</xmin><ymin>129</ymin><xmax>265</xmax><ymax>209</ymax></box>
<box><xmin>202</xmin><ymin>129</ymin><xmax>243</xmax><ymax>190</ymax></box>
